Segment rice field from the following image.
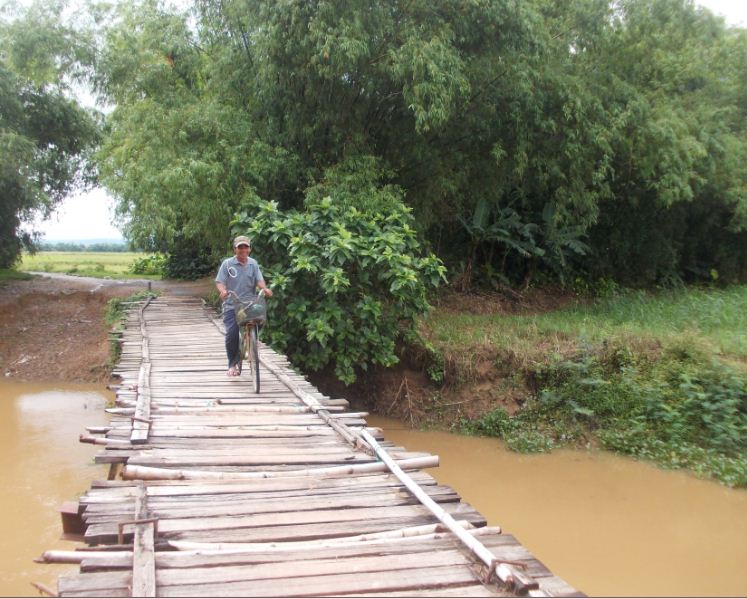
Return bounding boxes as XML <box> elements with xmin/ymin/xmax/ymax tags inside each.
<box><xmin>19</xmin><ymin>251</ymin><xmax>160</xmax><ymax>279</ymax></box>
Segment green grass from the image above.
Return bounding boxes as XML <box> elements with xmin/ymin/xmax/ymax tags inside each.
<box><xmin>0</xmin><ymin>268</ymin><xmax>34</xmax><ymax>281</ymax></box>
<box><xmin>426</xmin><ymin>286</ymin><xmax>747</xmax><ymax>362</ymax></box>
<box><xmin>19</xmin><ymin>251</ymin><xmax>161</xmax><ymax>279</ymax></box>
<box><xmin>422</xmin><ymin>285</ymin><xmax>747</xmax><ymax>486</ymax></box>
<box><xmin>105</xmin><ymin>290</ymin><xmax>160</xmax><ymax>370</ymax></box>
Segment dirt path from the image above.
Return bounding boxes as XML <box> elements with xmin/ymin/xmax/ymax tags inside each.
<box><xmin>0</xmin><ymin>273</ymin><xmax>213</xmax><ymax>382</ymax></box>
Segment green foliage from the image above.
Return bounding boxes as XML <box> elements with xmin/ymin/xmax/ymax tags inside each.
<box><xmin>0</xmin><ymin>268</ymin><xmax>33</xmax><ymax>281</ymax></box>
<box><xmin>39</xmin><ymin>241</ymin><xmax>128</xmax><ymax>252</ymax></box>
<box><xmin>20</xmin><ymin>251</ymin><xmax>156</xmax><ymax>279</ymax></box>
<box><xmin>429</xmin><ymin>285</ymin><xmax>747</xmax><ymax>360</ymax></box>
<box><xmin>161</xmin><ymin>232</ymin><xmax>216</xmax><ymax>280</ymax></box>
<box><xmin>430</xmin><ymin>283</ymin><xmax>747</xmax><ymax>485</ymax></box>
<box><xmin>461</xmin><ymin>342</ymin><xmax>747</xmax><ymax>486</ymax></box>
<box><xmin>203</xmin><ymin>288</ymin><xmax>222</xmax><ymax>311</ymax></box>
<box><xmin>462</xmin><ymin>407</ymin><xmax>513</xmax><ymax>438</ymax></box>
<box><xmin>91</xmin><ymin>0</ymin><xmax>747</xmax><ymax>285</ymax></box>
<box><xmin>129</xmin><ymin>253</ymin><xmax>166</xmax><ymax>275</ymax></box>
<box><xmin>105</xmin><ymin>290</ymin><xmax>159</xmax><ymax>367</ymax></box>
<box><xmin>0</xmin><ymin>2</ymin><xmax>100</xmax><ymax>267</ymax></box>
<box><xmin>232</xmin><ymin>171</ymin><xmax>446</xmax><ymax>384</ymax></box>
<box><xmin>105</xmin><ymin>290</ymin><xmax>159</xmax><ymax>326</ymax></box>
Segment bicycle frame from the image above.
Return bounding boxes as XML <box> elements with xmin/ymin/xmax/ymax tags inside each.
<box><xmin>239</xmin><ymin>319</ymin><xmax>261</xmax><ymax>393</ymax></box>
<box><xmin>228</xmin><ymin>289</ymin><xmax>267</xmax><ymax>393</ymax></box>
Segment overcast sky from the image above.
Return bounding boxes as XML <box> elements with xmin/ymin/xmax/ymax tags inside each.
<box><xmin>33</xmin><ymin>0</ymin><xmax>747</xmax><ymax>242</ymax></box>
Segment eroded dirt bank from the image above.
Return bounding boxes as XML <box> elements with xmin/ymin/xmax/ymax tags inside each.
<box><xmin>0</xmin><ymin>274</ymin><xmax>212</xmax><ymax>382</ymax></box>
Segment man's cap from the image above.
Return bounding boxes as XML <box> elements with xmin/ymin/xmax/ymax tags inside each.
<box><xmin>233</xmin><ymin>235</ymin><xmax>251</xmax><ymax>248</ymax></box>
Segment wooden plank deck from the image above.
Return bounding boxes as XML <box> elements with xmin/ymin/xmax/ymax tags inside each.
<box><xmin>43</xmin><ymin>295</ymin><xmax>583</xmax><ymax>597</ymax></box>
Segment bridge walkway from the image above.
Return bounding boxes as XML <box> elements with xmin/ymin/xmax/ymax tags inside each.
<box><xmin>40</xmin><ymin>295</ymin><xmax>582</xmax><ymax>597</ymax></box>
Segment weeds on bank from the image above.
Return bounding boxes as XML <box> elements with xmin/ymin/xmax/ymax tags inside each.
<box><xmin>105</xmin><ymin>291</ymin><xmax>160</xmax><ymax>369</ymax></box>
<box><xmin>0</xmin><ymin>268</ymin><xmax>33</xmax><ymax>281</ymax></box>
<box><xmin>203</xmin><ymin>289</ymin><xmax>222</xmax><ymax>312</ymax></box>
<box><xmin>459</xmin><ymin>341</ymin><xmax>747</xmax><ymax>486</ymax></box>
<box><xmin>421</xmin><ymin>285</ymin><xmax>747</xmax><ymax>486</ymax></box>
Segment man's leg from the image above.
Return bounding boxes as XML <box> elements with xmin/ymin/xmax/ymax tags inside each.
<box><xmin>223</xmin><ymin>309</ymin><xmax>240</xmax><ymax>370</ymax></box>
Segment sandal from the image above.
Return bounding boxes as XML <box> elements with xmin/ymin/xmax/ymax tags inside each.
<box><xmin>227</xmin><ymin>366</ymin><xmax>239</xmax><ymax>377</ymax></box>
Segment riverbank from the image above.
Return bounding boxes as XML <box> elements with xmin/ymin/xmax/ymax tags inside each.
<box><xmin>3</xmin><ymin>273</ymin><xmax>745</xmax><ymax>486</ymax></box>
<box><xmin>0</xmin><ymin>273</ymin><xmax>211</xmax><ymax>381</ymax></box>
<box><xmin>313</xmin><ymin>285</ymin><xmax>747</xmax><ymax>487</ymax></box>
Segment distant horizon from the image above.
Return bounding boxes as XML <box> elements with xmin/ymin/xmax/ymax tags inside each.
<box><xmin>40</xmin><ymin>236</ymin><xmax>126</xmax><ymax>244</ymax></box>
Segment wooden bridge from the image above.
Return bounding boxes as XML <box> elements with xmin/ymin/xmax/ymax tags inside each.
<box><xmin>39</xmin><ymin>295</ymin><xmax>582</xmax><ymax>597</ymax></box>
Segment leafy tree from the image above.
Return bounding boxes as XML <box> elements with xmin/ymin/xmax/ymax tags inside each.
<box><xmin>580</xmin><ymin>0</ymin><xmax>747</xmax><ymax>284</ymax></box>
<box><xmin>0</xmin><ymin>1</ymin><xmax>99</xmax><ymax>267</ymax></box>
<box><xmin>93</xmin><ymin>0</ymin><xmax>747</xmax><ymax>288</ymax></box>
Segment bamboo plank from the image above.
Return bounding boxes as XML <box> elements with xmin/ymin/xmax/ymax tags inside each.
<box><xmin>347</xmin><ymin>585</ymin><xmax>509</xmax><ymax>597</ymax></box>
<box><xmin>124</xmin><ymin>452</ymin><xmax>424</xmax><ymax>468</ymax></box>
<box><xmin>58</xmin><ymin>571</ymin><xmax>131</xmax><ymax>595</ymax></box>
<box><xmin>156</xmin><ymin>564</ymin><xmax>491</xmax><ymax>597</ymax></box>
<box><xmin>131</xmin><ymin>485</ymin><xmax>156</xmax><ymax>597</ymax></box>
<box><xmin>130</xmin><ymin>361</ymin><xmax>151</xmax><ymax>444</ymax></box>
<box><xmin>86</xmin><ymin>510</ymin><xmax>486</xmax><ymax>545</ymax></box>
<box><xmin>121</xmin><ymin>455</ymin><xmax>439</xmax><ymax>480</ymax></box>
<box><xmin>90</xmin><ymin>501</ymin><xmax>483</xmax><ymax>537</ymax></box>
<box><xmin>85</xmin><ymin>469</ymin><xmax>436</xmax><ymax>495</ymax></box>
<box><xmin>153</xmin><ymin>548</ymin><xmax>488</xmax><ymax>587</ymax></box>
<box><xmin>82</xmin><ymin>488</ymin><xmax>460</xmax><ymax>522</ymax></box>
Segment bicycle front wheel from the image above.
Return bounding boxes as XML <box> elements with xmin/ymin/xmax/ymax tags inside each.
<box><xmin>251</xmin><ymin>324</ymin><xmax>260</xmax><ymax>393</ymax></box>
<box><xmin>237</xmin><ymin>327</ymin><xmax>247</xmax><ymax>375</ymax></box>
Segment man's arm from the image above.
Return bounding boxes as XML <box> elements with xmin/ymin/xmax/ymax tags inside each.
<box><xmin>215</xmin><ymin>261</ymin><xmax>229</xmax><ymax>299</ymax></box>
<box><xmin>257</xmin><ymin>279</ymin><xmax>273</xmax><ymax>297</ymax></box>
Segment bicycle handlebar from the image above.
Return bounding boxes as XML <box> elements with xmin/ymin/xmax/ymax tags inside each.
<box><xmin>226</xmin><ymin>288</ymin><xmax>270</xmax><ymax>299</ymax></box>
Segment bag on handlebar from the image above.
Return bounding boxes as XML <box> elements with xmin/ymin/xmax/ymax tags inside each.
<box><xmin>235</xmin><ymin>296</ymin><xmax>267</xmax><ymax>325</ymax></box>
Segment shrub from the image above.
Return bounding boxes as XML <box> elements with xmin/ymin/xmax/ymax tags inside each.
<box><xmin>461</xmin><ymin>341</ymin><xmax>747</xmax><ymax>485</ymax></box>
<box><xmin>129</xmin><ymin>254</ymin><xmax>167</xmax><ymax>276</ymax></box>
<box><xmin>232</xmin><ymin>184</ymin><xmax>446</xmax><ymax>384</ymax></box>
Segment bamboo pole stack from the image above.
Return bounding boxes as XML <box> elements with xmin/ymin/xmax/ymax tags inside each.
<box><xmin>40</xmin><ymin>295</ymin><xmax>583</xmax><ymax>598</ymax></box>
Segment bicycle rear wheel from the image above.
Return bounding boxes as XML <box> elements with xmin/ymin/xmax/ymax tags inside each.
<box><xmin>250</xmin><ymin>324</ymin><xmax>260</xmax><ymax>393</ymax></box>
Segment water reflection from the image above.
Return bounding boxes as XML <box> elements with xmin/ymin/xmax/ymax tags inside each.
<box><xmin>368</xmin><ymin>415</ymin><xmax>747</xmax><ymax>597</ymax></box>
<box><xmin>0</xmin><ymin>381</ymin><xmax>110</xmax><ymax>596</ymax></box>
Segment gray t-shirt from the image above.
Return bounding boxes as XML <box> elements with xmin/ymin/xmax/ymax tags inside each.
<box><xmin>215</xmin><ymin>256</ymin><xmax>264</xmax><ymax>312</ymax></box>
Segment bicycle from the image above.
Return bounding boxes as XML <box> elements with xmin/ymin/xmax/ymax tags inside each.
<box><xmin>228</xmin><ymin>289</ymin><xmax>268</xmax><ymax>393</ymax></box>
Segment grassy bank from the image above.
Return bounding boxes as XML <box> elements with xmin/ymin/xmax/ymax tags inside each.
<box><xmin>0</xmin><ymin>268</ymin><xmax>33</xmax><ymax>281</ymax></box>
<box><xmin>19</xmin><ymin>251</ymin><xmax>160</xmax><ymax>279</ymax></box>
<box><xmin>105</xmin><ymin>291</ymin><xmax>160</xmax><ymax>370</ymax></box>
<box><xmin>418</xmin><ymin>286</ymin><xmax>747</xmax><ymax>486</ymax></box>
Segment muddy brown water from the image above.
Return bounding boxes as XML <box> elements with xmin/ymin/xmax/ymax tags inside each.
<box><xmin>1</xmin><ymin>381</ymin><xmax>745</xmax><ymax>596</ymax></box>
<box><xmin>368</xmin><ymin>415</ymin><xmax>747</xmax><ymax>597</ymax></box>
<box><xmin>0</xmin><ymin>381</ymin><xmax>110</xmax><ymax>596</ymax></box>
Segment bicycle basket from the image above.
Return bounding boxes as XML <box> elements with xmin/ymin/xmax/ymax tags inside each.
<box><xmin>235</xmin><ymin>297</ymin><xmax>266</xmax><ymax>324</ymax></box>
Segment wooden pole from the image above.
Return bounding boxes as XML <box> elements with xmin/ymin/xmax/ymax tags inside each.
<box><xmin>258</xmin><ymin>356</ymin><xmax>369</xmax><ymax>451</ymax></box>
<box><xmin>131</xmin><ymin>484</ymin><xmax>156</xmax><ymax>598</ymax></box>
<box><xmin>30</xmin><ymin>582</ymin><xmax>57</xmax><ymax>597</ymax></box>
<box><xmin>360</xmin><ymin>429</ymin><xmax>544</xmax><ymax>596</ymax></box>
<box><xmin>166</xmin><ymin>524</ymin><xmax>502</xmax><ymax>554</ymax></box>
<box><xmin>122</xmin><ymin>455</ymin><xmax>438</xmax><ymax>480</ymax></box>
<box><xmin>37</xmin><ymin>550</ymin><xmax>133</xmax><ymax>564</ymax></box>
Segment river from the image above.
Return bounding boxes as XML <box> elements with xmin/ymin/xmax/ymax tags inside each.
<box><xmin>0</xmin><ymin>381</ymin><xmax>110</xmax><ymax>596</ymax></box>
<box><xmin>0</xmin><ymin>381</ymin><xmax>745</xmax><ymax>596</ymax></box>
<box><xmin>367</xmin><ymin>415</ymin><xmax>747</xmax><ymax>597</ymax></box>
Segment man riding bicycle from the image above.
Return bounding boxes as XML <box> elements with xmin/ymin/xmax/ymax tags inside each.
<box><xmin>215</xmin><ymin>235</ymin><xmax>273</xmax><ymax>376</ymax></box>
